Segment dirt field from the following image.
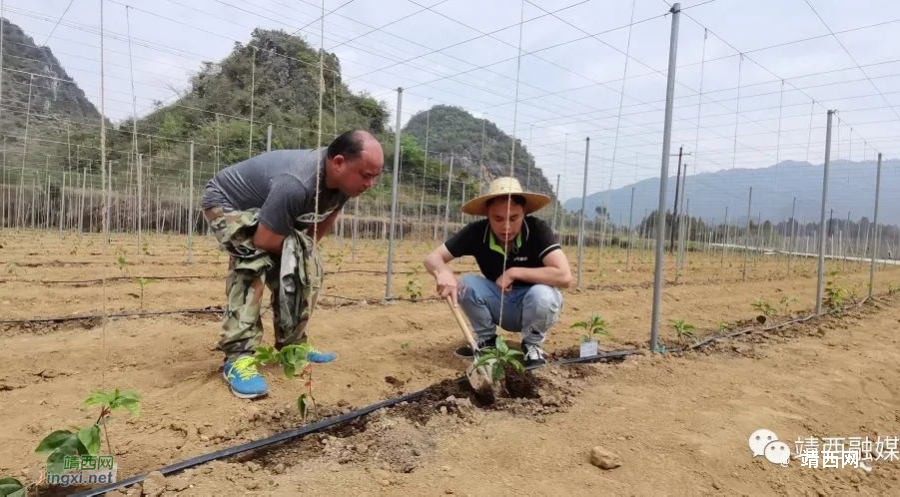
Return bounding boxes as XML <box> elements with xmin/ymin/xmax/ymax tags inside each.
<box><xmin>1</xmin><ymin>230</ymin><xmax>899</xmax><ymax>495</ymax></box>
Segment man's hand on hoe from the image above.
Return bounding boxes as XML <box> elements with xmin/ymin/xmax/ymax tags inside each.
<box><xmin>435</xmin><ymin>269</ymin><xmax>459</xmax><ymax>307</ymax></box>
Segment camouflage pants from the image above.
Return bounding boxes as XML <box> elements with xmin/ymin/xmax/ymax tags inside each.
<box><xmin>203</xmin><ymin>206</ymin><xmax>322</xmax><ymax>361</ymax></box>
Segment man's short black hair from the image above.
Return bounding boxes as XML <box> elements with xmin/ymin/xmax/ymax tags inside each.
<box><xmin>327</xmin><ymin>130</ymin><xmax>371</xmax><ymax>160</ymax></box>
<box><xmin>486</xmin><ymin>194</ymin><xmax>526</xmax><ymax>208</ymax></box>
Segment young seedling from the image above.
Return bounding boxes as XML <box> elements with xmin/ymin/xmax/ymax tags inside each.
<box><xmin>142</xmin><ymin>240</ymin><xmax>151</xmax><ymax>256</ymax></box>
<box><xmin>474</xmin><ymin>336</ymin><xmax>525</xmax><ymax>383</ymax></box>
<box><xmin>405</xmin><ymin>269</ymin><xmax>423</xmax><ymax>301</ymax></box>
<box><xmin>325</xmin><ymin>250</ymin><xmax>344</xmax><ymax>271</ymax></box>
<box><xmin>252</xmin><ymin>344</ymin><xmax>317</xmax><ymax>421</ymax></box>
<box><xmin>751</xmin><ymin>298</ymin><xmax>778</xmax><ymax>323</ymax></box>
<box><xmin>133</xmin><ymin>278</ymin><xmax>153</xmax><ymax>310</ymax></box>
<box><xmin>716</xmin><ymin>321</ymin><xmax>729</xmax><ymax>334</ymax></box>
<box><xmin>848</xmin><ymin>284</ymin><xmax>861</xmax><ymax>303</ymax></box>
<box><xmin>823</xmin><ymin>271</ymin><xmax>848</xmax><ymax>311</ymax></box>
<box><xmin>570</xmin><ymin>313</ymin><xmax>610</xmax><ymax>343</ymax></box>
<box><xmin>779</xmin><ymin>295</ymin><xmax>798</xmax><ymax>315</ymax></box>
<box><xmin>115</xmin><ymin>251</ymin><xmax>128</xmax><ymax>274</ymax></box>
<box><xmin>35</xmin><ymin>389</ymin><xmax>141</xmax><ymax>474</ymax></box>
<box><xmin>400</xmin><ymin>341</ymin><xmax>411</xmax><ymax>350</ymax></box>
<box><xmin>670</xmin><ymin>319</ymin><xmax>697</xmax><ymax>345</ymax></box>
<box><xmin>888</xmin><ymin>282</ymin><xmax>900</xmax><ymax>296</ymax></box>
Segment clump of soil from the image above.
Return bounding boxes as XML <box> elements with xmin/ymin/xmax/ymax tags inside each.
<box><xmin>550</xmin><ymin>345</ymin><xmax>581</xmax><ymax>360</ymax></box>
<box><xmin>239</xmin><ymin>365</ymin><xmax>585</xmax><ymax>477</ymax></box>
<box><xmin>391</xmin><ymin>365</ymin><xmax>568</xmax><ymax>425</ymax></box>
<box><xmin>503</xmin><ymin>366</ymin><xmax>541</xmax><ymax>398</ymax></box>
<box><xmin>316</xmin><ymin>410</ymin><xmax>435</xmax><ymax>473</ymax></box>
<box><xmin>390</xmin><ymin>378</ymin><xmax>482</xmax><ymax>425</ymax></box>
<box><xmin>560</xmin><ymin>362</ymin><xmax>601</xmax><ymax>379</ymax></box>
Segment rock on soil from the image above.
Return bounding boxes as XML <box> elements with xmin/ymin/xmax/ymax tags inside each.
<box><xmin>590</xmin><ymin>446</ymin><xmax>621</xmax><ymax>470</ymax></box>
<box><xmin>140</xmin><ymin>471</ymin><xmax>167</xmax><ymax>496</ymax></box>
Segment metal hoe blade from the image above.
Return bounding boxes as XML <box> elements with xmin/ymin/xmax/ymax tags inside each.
<box><xmin>445</xmin><ymin>297</ymin><xmax>501</xmax><ymax>400</ymax></box>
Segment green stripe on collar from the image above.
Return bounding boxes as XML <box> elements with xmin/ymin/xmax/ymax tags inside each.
<box><xmin>488</xmin><ymin>230</ymin><xmax>522</xmax><ymax>256</ymax></box>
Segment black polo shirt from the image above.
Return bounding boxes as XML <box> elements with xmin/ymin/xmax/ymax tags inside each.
<box><xmin>444</xmin><ymin>216</ymin><xmax>561</xmax><ymax>287</ymax></box>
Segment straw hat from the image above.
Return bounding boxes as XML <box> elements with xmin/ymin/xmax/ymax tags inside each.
<box><xmin>461</xmin><ymin>177</ymin><xmax>551</xmax><ymax>216</ymax></box>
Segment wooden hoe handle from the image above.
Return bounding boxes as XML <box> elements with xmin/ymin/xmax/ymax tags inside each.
<box><xmin>445</xmin><ymin>297</ymin><xmax>480</xmax><ymax>351</ymax></box>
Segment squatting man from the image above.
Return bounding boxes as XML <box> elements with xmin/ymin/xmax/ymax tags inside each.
<box><xmin>424</xmin><ymin>177</ymin><xmax>572</xmax><ymax>366</ymax></box>
<box><xmin>202</xmin><ymin>130</ymin><xmax>384</xmax><ymax>399</ymax></box>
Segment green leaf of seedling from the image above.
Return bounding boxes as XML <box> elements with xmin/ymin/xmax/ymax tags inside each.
<box><xmin>279</xmin><ymin>344</ymin><xmax>310</xmax><ymax>365</ymax></box>
<box><xmin>496</xmin><ymin>336</ymin><xmax>509</xmax><ymax>354</ymax></box>
<box><xmin>569</xmin><ymin>322</ymin><xmax>588</xmax><ymax>329</ymax></box>
<box><xmin>35</xmin><ymin>430</ymin><xmax>76</xmax><ymax>454</ymax></box>
<box><xmin>297</xmin><ymin>394</ymin><xmax>309</xmax><ymax>421</ymax></box>
<box><xmin>279</xmin><ymin>344</ymin><xmax>311</xmax><ymax>379</ymax></box>
<box><xmin>84</xmin><ymin>389</ymin><xmax>141</xmax><ymax>416</ymax></box>
<box><xmin>109</xmin><ymin>390</ymin><xmax>141</xmax><ymax>413</ymax></box>
<box><xmin>118</xmin><ymin>398</ymin><xmax>141</xmax><ymax>417</ymax></box>
<box><xmin>0</xmin><ymin>477</ymin><xmax>26</xmax><ymax>497</ymax></box>
<box><xmin>283</xmin><ymin>363</ymin><xmax>296</xmax><ymax>379</ymax></box>
<box><xmin>473</xmin><ymin>355</ymin><xmax>492</xmax><ymax>369</ymax></box>
<box><xmin>252</xmin><ymin>346</ymin><xmax>279</xmax><ymax>367</ymax></box>
<box><xmin>45</xmin><ymin>436</ymin><xmax>89</xmax><ymax>474</ymax></box>
<box><xmin>116</xmin><ymin>390</ymin><xmax>142</xmax><ymax>403</ymax></box>
<box><xmin>77</xmin><ymin>424</ymin><xmax>101</xmax><ymax>455</ymax></box>
<box><xmin>46</xmin><ymin>450</ymin><xmax>68</xmax><ymax>475</ymax></box>
<box><xmin>491</xmin><ymin>364</ymin><xmax>504</xmax><ymax>383</ymax></box>
<box><xmin>83</xmin><ymin>391</ymin><xmax>115</xmax><ymax>408</ymax></box>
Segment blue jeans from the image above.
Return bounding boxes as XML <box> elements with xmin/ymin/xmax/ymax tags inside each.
<box><xmin>457</xmin><ymin>274</ymin><xmax>563</xmax><ymax>346</ymax></box>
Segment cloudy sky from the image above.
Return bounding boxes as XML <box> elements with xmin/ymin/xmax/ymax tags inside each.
<box><xmin>5</xmin><ymin>0</ymin><xmax>900</xmax><ymax>204</ymax></box>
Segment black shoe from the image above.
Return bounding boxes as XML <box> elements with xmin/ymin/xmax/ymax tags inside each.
<box><xmin>455</xmin><ymin>336</ymin><xmax>496</xmax><ymax>358</ymax></box>
<box><xmin>522</xmin><ymin>343</ymin><xmax>547</xmax><ymax>367</ymax></box>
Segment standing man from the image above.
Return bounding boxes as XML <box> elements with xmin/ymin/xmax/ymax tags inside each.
<box><xmin>424</xmin><ymin>177</ymin><xmax>571</xmax><ymax>366</ymax></box>
<box><xmin>202</xmin><ymin>130</ymin><xmax>384</xmax><ymax>398</ymax></box>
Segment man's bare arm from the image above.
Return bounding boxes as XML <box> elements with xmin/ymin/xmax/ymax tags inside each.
<box><xmin>424</xmin><ymin>244</ymin><xmax>460</xmax><ymax>306</ymax></box>
<box><xmin>253</xmin><ymin>223</ymin><xmax>287</xmax><ymax>255</ymax></box>
<box><xmin>308</xmin><ymin>208</ymin><xmax>342</xmax><ymax>242</ymax></box>
<box><xmin>506</xmin><ymin>249</ymin><xmax>572</xmax><ymax>288</ymax></box>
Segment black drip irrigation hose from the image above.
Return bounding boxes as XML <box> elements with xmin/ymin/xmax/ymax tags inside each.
<box><xmin>72</xmin><ymin>349</ymin><xmax>634</xmax><ymax>496</ymax></box>
<box><xmin>0</xmin><ymin>275</ymin><xmax>215</xmax><ymax>286</ymax></box>
<box><xmin>550</xmin><ymin>349</ymin><xmax>640</xmax><ymax>366</ymax></box>
<box><xmin>72</xmin><ymin>386</ymin><xmax>436</xmax><ymax>497</ymax></box>
<box><xmin>0</xmin><ymin>307</ymin><xmax>224</xmax><ymax>325</ymax></box>
<box><xmin>688</xmin><ymin>297</ymin><xmax>869</xmax><ymax>351</ymax></box>
<box><xmin>0</xmin><ymin>295</ymin><xmax>439</xmax><ymax>326</ymax></box>
<box><xmin>68</xmin><ymin>297</ymin><xmax>877</xmax><ymax>495</ymax></box>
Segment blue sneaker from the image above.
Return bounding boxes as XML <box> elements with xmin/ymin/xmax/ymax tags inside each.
<box><xmin>307</xmin><ymin>348</ymin><xmax>337</xmax><ymax>363</ymax></box>
<box><xmin>223</xmin><ymin>356</ymin><xmax>269</xmax><ymax>399</ymax></box>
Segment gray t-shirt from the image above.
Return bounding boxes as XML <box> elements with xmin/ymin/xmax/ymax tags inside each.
<box><xmin>202</xmin><ymin>149</ymin><xmax>348</xmax><ymax>236</ymax></box>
